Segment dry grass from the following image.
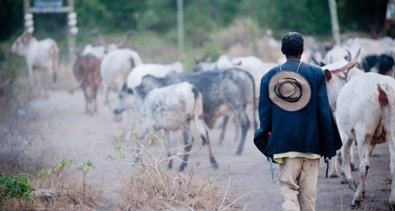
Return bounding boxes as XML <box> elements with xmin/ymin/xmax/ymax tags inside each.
<box><xmin>117</xmin><ymin>164</ymin><xmax>239</xmax><ymax>211</ymax></box>
<box><xmin>113</xmin><ymin>130</ymin><xmax>241</xmax><ymax>211</ymax></box>
<box><xmin>32</xmin><ymin>181</ymin><xmax>102</xmax><ymax>210</ymax></box>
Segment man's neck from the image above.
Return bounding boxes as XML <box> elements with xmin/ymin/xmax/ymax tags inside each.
<box><xmin>286</xmin><ymin>55</ymin><xmax>301</xmax><ymax>61</ymax></box>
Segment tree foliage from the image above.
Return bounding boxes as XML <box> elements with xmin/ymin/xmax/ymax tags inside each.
<box><xmin>0</xmin><ymin>0</ymin><xmax>390</xmax><ymax>42</ymax></box>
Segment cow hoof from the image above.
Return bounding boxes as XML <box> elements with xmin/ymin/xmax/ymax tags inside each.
<box><xmin>340</xmin><ymin>179</ymin><xmax>348</xmax><ymax>184</ymax></box>
<box><xmin>348</xmin><ymin>180</ymin><xmax>357</xmax><ymax>192</ymax></box>
<box><xmin>329</xmin><ymin>174</ymin><xmax>339</xmax><ymax>178</ymax></box>
<box><xmin>178</xmin><ymin>163</ymin><xmax>187</xmax><ymax>172</ymax></box>
<box><xmin>389</xmin><ymin>203</ymin><xmax>395</xmax><ymax>211</ymax></box>
<box><xmin>167</xmin><ymin>160</ymin><xmax>173</xmax><ymax>169</ymax></box>
<box><xmin>350</xmin><ymin>200</ymin><xmax>361</xmax><ymax>209</ymax></box>
<box><xmin>210</xmin><ymin>156</ymin><xmax>219</xmax><ymax>169</ymax></box>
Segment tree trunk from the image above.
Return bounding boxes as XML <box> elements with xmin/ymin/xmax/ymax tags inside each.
<box><xmin>177</xmin><ymin>0</ymin><xmax>184</xmax><ymax>52</ymax></box>
<box><xmin>328</xmin><ymin>0</ymin><xmax>341</xmax><ymax>45</ymax></box>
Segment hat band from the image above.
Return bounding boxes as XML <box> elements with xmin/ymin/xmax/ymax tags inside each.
<box><xmin>274</xmin><ymin>78</ymin><xmax>303</xmax><ymax>103</ymax></box>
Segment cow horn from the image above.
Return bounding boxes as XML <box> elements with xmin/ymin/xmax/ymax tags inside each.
<box><xmin>309</xmin><ymin>53</ymin><xmax>320</xmax><ymax>65</ymax></box>
<box><xmin>91</xmin><ymin>29</ymin><xmax>107</xmax><ymax>46</ymax></box>
<box><xmin>342</xmin><ymin>47</ymin><xmax>361</xmax><ymax>74</ymax></box>
<box><xmin>117</xmin><ymin>30</ymin><xmax>134</xmax><ymax>48</ymax></box>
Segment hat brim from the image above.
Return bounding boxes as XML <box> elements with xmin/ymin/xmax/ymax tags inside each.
<box><xmin>268</xmin><ymin>71</ymin><xmax>311</xmax><ymax>112</ymax></box>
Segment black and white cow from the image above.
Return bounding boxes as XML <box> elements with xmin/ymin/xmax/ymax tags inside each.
<box><xmin>361</xmin><ymin>54</ymin><xmax>395</xmax><ymax>75</ymax></box>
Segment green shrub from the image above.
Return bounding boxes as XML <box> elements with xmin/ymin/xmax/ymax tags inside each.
<box><xmin>0</xmin><ymin>175</ymin><xmax>35</xmax><ymax>201</ymax></box>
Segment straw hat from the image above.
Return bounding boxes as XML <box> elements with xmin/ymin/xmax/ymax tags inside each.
<box><xmin>268</xmin><ymin>71</ymin><xmax>311</xmax><ymax>112</ymax></box>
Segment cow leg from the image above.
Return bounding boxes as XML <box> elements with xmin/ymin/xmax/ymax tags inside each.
<box><xmin>81</xmin><ymin>84</ymin><xmax>89</xmax><ymax>114</ymax></box>
<box><xmin>235</xmin><ymin>110</ymin><xmax>250</xmax><ymax>155</ymax></box>
<box><xmin>103</xmin><ymin>84</ymin><xmax>110</xmax><ymax>105</ymax></box>
<box><xmin>92</xmin><ymin>84</ymin><xmax>99</xmax><ymax>113</ymax></box>
<box><xmin>88</xmin><ymin>86</ymin><xmax>95</xmax><ymax>114</ymax></box>
<box><xmin>351</xmin><ymin>134</ymin><xmax>373</xmax><ymax>208</ymax></box>
<box><xmin>87</xmin><ymin>86</ymin><xmax>93</xmax><ymax>114</ymax></box>
<box><xmin>218</xmin><ymin>115</ymin><xmax>229</xmax><ymax>145</ymax></box>
<box><xmin>350</xmin><ymin>142</ymin><xmax>358</xmax><ymax>171</ymax></box>
<box><xmin>178</xmin><ymin>126</ymin><xmax>193</xmax><ymax>172</ymax></box>
<box><xmin>164</xmin><ymin>130</ymin><xmax>173</xmax><ymax>169</ymax></box>
<box><xmin>232</xmin><ymin>115</ymin><xmax>240</xmax><ymax>143</ymax></box>
<box><xmin>341</xmin><ymin>137</ymin><xmax>356</xmax><ymax>189</ymax></box>
<box><xmin>201</xmin><ymin>131</ymin><xmax>218</xmax><ymax>169</ymax></box>
<box><xmin>328</xmin><ymin>150</ymin><xmax>341</xmax><ymax>178</ymax></box>
<box><xmin>387</xmin><ymin>129</ymin><xmax>395</xmax><ymax>207</ymax></box>
<box><xmin>194</xmin><ymin>112</ymin><xmax>218</xmax><ymax>169</ymax></box>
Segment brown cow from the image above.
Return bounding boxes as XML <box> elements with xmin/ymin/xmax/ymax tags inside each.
<box><xmin>73</xmin><ymin>55</ymin><xmax>101</xmax><ymax>114</ymax></box>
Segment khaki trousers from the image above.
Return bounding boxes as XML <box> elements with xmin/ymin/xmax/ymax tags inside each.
<box><xmin>278</xmin><ymin>157</ymin><xmax>320</xmax><ymax>211</ymax></box>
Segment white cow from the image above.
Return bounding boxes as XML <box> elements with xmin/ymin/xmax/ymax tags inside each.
<box><xmin>100</xmin><ymin>48</ymin><xmax>143</xmax><ymax>104</ymax></box>
<box><xmin>11</xmin><ymin>31</ymin><xmax>59</xmax><ymax>93</ymax></box>
<box><xmin>114</xmin><ymin>82</ymin><xmax>218</xmax><ymax>171</ymax></box>
<box><xmin>322</xmin><ymin>52</ymin><xmax>360</xmax><ymax>178</ymax></box>
<box><xmin>231</xmin><ymin>56</ymin><xmax>277</xmax><ymax>99</ymax></box>
<box><xmin>324</xmin><ymin>51</ymin><xmax>395</xmax><ymax>208</ymax></box>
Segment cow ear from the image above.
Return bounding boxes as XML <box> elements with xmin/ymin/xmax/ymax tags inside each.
<box><xmin>324</xmin><ymin>69</ymin><xmax>332</xmax><ymax>81</ymax></box>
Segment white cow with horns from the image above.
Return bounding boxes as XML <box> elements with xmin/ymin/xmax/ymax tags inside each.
<box><xmin>323</xmin><ymin>49</ymin><xmax>395</xmax><ymax>208</ymax></box>
<box><xmin>11</xmin><ymin>31</ymin><xmax>59</xmax><ymax>93</ymax></box>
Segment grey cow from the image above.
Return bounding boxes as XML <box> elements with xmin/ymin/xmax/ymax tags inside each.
<box><xmin>123</xmin><ymin>68</ymin><xmax>257</xmax><ymax>155</ymax></box>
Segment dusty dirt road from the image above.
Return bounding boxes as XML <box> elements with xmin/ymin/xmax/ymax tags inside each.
<box><xmin>7</xmin><ymin>89</ymin><xmax>394</xmax><ymax>211</ymax></box>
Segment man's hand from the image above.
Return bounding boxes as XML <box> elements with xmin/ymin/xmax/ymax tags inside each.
<box><xmin>324</xmin><ymin>157</ymin><xmax>331</xmax><ymax>164</ymax></box>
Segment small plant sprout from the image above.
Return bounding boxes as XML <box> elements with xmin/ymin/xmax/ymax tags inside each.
<box><xmin>76</xmin><ymin>160</ymin><xmax>94</xmax><ymax>195</ymax></box>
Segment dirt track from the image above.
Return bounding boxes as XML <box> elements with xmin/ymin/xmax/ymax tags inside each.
<box><xmin>12</xmin><ymin>89</ymin><xmax>394</xmax><ymax>211</ymax></box>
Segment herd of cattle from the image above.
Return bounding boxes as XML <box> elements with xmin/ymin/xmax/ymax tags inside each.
<box><xmin>10</xmin><ymin>30</ymin><xmax>395</xmax><ymax>208</ymax></box>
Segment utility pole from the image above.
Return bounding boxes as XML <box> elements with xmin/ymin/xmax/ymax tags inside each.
<box><xmin>177</xmin><ymin>0</ymin><xmax>184</xmax><ymax>52</ymax></box>
<box><xmin>328</xmin><ymin>0</ymin><xmax>341</xmax><ymax>45</ymax></box>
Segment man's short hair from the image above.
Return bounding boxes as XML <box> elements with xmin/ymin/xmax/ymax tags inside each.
<box><xmin>281</xmin><ymin>32</ymin><xmax>304</xmax><ymax>56</ymax></box>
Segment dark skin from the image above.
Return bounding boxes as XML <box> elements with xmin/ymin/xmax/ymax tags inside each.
<box><xmin>285</xmin><ymin>54</ymin><xmax>302</xmax><ymax>60</ymax></box>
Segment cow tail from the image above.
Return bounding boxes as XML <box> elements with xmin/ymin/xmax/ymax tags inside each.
<box><xmin>251</xmin><ymin>72</ymin><xmax>257</xmax><ymax>130</ymax></box>
<box><xmin>377</xmin><ymin>84</ymin><xmax>389</xmax><ymax>106</ymax></box>
<box><xmin>238</xmin><ymin>68</ymin><xmax>257</xmax><ymax>130</ymax></box>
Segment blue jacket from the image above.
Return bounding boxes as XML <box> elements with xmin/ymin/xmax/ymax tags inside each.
<box><xmin>254</xmin><ymin>59</ymin><xmax>342</xmax><ymax>159</ymax></box>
